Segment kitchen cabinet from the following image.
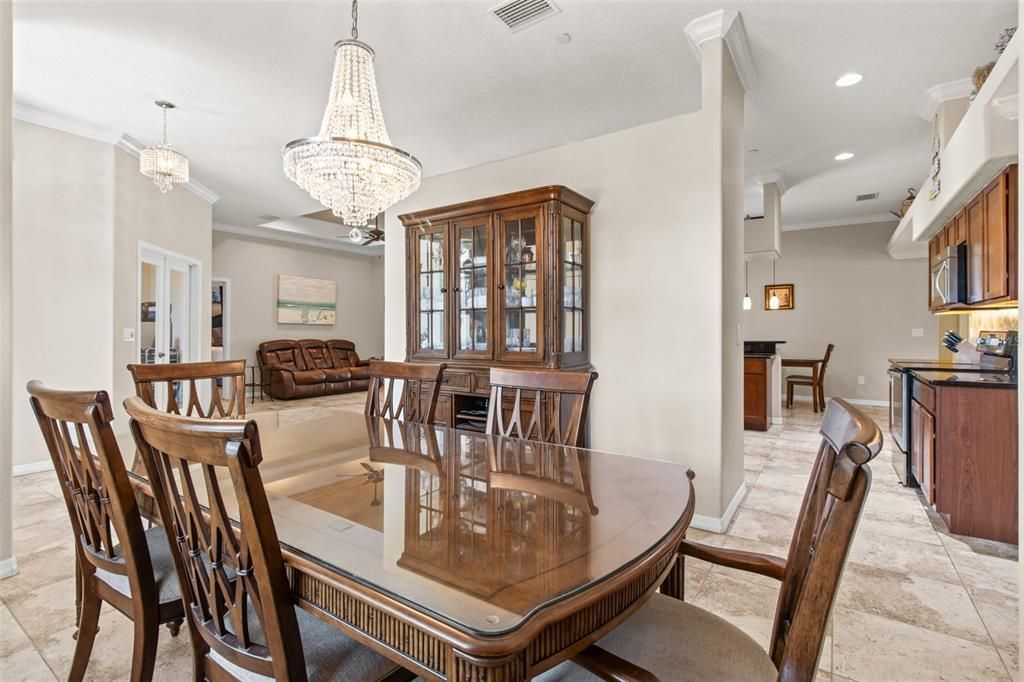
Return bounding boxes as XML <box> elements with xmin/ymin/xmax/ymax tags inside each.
<box><xmin>743</xmin><ymin>356</ymin><xmax>769</xmax><ymax>431</ymax></box>
<box><xmin>928</xmin><ymin>164</ymin><xmax>1017</xmax><ymax>311</ymax></box>
<box><xmin>401</xmin><ymin>186</ymin><xmax>594</xmax><ymax>427</ymax></box>
<box><xmin>909</xmin><ymin>378</ymin><xmax>1017</xmax><ymax>543</ymax></box>
<box><xmin>910</xmin><ymin>398</ymin><xmax>935</xmax><ymax>504</ymax></box>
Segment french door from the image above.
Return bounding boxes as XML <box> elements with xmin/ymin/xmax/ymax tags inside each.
<box><xmin>138</xmin><ymin>244</ymin><xmax>201</xmax><ymax>406</ymax></box>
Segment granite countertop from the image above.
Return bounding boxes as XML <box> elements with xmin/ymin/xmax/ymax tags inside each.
<box><xmin>889</xmin><ymin>358</ymin><xmax>984</xmax><ymax>371</ymax></box>
<box><xmin>908</xmin><ymin>369</ymin><xmax>1017</xmax><ymax>389</ymax></box>
<box><xmin>744</xmin><ymin>353</ymin><xmax>776</xmax><ymax>358</ymax></box>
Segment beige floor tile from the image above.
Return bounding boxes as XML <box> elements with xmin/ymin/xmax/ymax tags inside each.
<box><xmin>0</xmin><ymin>645</ymin><xmax>56</xmax><ymax>681</ymax></box>
<box><xmin>0</xmin><ymin>543</ymin><xmax>76</xmax><ymax>601</ymax></box>
<box><xmin>2</xmin><ymin>576</ymin><xmax>78</xmax><ymax>647</ymax></box>
<box><xmin>741</xmin><ymin>484</ymin><xmax>803</xmax><ymax>519</ymax></box>
<box><xmin>727</xmin><ymin>508</ymin><xmax>796</xmax><ymax>549</ymax></box>
<box><xmin>1000</xmin><ymin>648</ymin><xmax>1019</xmax><ymax>682</ymax></box>
<box><xmin>690</xmin><ymin>572</ymin><xmax>779</xmax><ymax>650</ymax></box>
<box><xmin>848</xmin><ymin>530</ymin><xmax>961</xmax><ymax>585</ymax></box>
<box><xmin>940</xmin><ymin>533</ymin><xmax>1019</xmax><ymax>602</ymax></box>
<box><xmin>835</xmin><ymin>562</ymin><xmax>991</xmax><ymax>644</ymax></box>
<box><xmin>970</xmin><ymin>593</ymin><xmax>1019</xmax><ymax>654</ymax></box>
<box><xmin>833</xmin><ymin>608</ymin><xmax>1010</xmax><ymax>681</ymax></box>
<box><xmin>0</xmin><ymin>601</ymin><xmax>36</xmax><ymax>659</ymax></box>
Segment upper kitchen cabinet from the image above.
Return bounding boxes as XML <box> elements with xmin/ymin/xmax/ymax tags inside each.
<box><xmin>928</xmin><ymin>164</ymin><xmax>1017</xmax><ymax>311</ymax></box>
<box><xmin>400</xmin><ymin>186</ymin><xmax>594</xmax><ymax>371</ymax></box>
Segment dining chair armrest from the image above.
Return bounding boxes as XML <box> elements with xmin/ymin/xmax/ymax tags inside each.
<box><xmin>573</xmin><ymin>644</ymin><xmax>661</xmax><ymax>682</ymax></box>
<box><xmin>680</xmin><ymin>539</ymin><xmax>786</xmax><ymax>581</ymax></box>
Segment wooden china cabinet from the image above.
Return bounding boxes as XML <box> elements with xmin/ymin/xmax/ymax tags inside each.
<box><xmin>400</xmin><ymin>186</ymin><xmax>594</xmax><ymax>428</ymax></box>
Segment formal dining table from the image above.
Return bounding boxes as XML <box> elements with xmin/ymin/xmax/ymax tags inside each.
<box><xmin>781</xmin><ymin>357</ymin><xmax>825</xmax><ymax>412</ymax></box>
<box><xmin>117</xmin><ymin>406</ymin><xmax>695</xmax><ymax>681</ymax></box>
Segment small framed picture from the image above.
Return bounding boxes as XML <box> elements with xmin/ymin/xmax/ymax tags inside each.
<box><xmin>764</xmin><ymin>284</ymin><xmax>795</xmax><ymax>310</ymax></box>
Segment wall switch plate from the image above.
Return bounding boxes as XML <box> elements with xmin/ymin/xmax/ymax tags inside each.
<box><xmin>912</xmin><ymin>328</ymin><xmax>924</xmax><ymax>337</ymax></box>
<box><xmin>123</xmin><ymin>328</ymin><xmax>136</xmax><ymax>342</ymax></box>
<box><xmin>857</xmin><ymin>375</ymin><xmax>865</xmax><ymax>385</ymax></box>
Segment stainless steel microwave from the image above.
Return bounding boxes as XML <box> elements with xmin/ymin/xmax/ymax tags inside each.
<box><xmin>931</xmin><ymin>244</ymin><xmax>966</xmax><ymax>308</ymax></box>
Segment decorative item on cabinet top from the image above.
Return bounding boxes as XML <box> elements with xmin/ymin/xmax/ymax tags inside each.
<box><xmin>399</xmin><ymin>186</ymin><xmax>595</xmax><ymax>377</ymax></box>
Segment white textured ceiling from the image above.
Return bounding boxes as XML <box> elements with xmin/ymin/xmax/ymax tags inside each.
<box><xmin>12</xmin><ymin>1</ymin><xmax>1018</xmax><ymax>236</ymax></box>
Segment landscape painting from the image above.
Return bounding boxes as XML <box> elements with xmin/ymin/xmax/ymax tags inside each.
<box><xmin>277</xmin><ymin>275</ymin><xmax>336</xmax><ymax>325</ymax></box>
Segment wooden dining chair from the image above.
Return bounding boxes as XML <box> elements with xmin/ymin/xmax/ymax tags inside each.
<box><xmin>486</xmin><ymin>437</ymin><xmax>599</xmax><ymax>515</ymax></box>
<box><xmin>365</xmin><ymin>360</ymin><xmax>446</xmax><ymax>424</ymax></box>
<box><xmin>786</xmin><ymin>343</ymin><xmax>835</xmax><ymax>412</ymax></box>
<box><xmin>486</xmin><ymin>368</ymin><xmax>598</xmax><ymax>447</ymax></box>
<box><xmin>538</xmin><ymin>398</ymin><xmax>882</xmax><ymax>682</ymax></box>
<box><xmin>127</xmin><ymin>359</ymin><xmax>247</xmax><ymax>418</ymax></box>
<box><xmin>124</xmin><ymin>396</ymin><xmax>407</xmax><ymax>682</ymax></box>
<box><xmin>27</xmin><ymin>381</ymin><xmax>185</xmax><ymax>682</ymax></box>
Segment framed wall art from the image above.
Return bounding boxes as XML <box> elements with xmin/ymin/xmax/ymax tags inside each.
<box><xmin>277</xmin><ymin>275</ymin><xmax>336</xmax><ymax>325</ymax></box>
<box><xmin>764</xmin><ymin>283</ymin><xmax>795</xmax><ymax>310</ymax></box>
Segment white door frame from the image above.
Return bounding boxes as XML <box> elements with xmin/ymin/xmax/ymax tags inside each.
<box><xmin>137</xmin><ymin>241</ymin><xmax>202</xmax><ymax>369</ymax></box>
<box><xmin>211</xmin><ymin>276</ymin><xmax>231</xmax><ymax>360</ymax></box>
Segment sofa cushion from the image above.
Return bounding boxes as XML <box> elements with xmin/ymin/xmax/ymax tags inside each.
<box><xmin>323</xmin><ymin>367</ymin><xmax>352</xmax><ymax>382</ymax></box>
<box><xmin>299</xmin><ymin>340</ymin><xmax>335</xmax><ymax>369</ymax></box>
<box><xmin>292</xmin><ymin>369</ymin><xmax>327</xmax><ymax>386</ymax></box>
<box><xmin>326</xmin><ymin>339</ymin><xmax>356</xmax><ymax>368</ymax></box>
<box><xmin>260</xmin><ymin>340</ymin><xmax>306</xmax><ymax>370</ymax></box>
<box><xmin>349</xmin><ymin>365</ymin><xmax>370</xmax><ymax>381</ymax></box>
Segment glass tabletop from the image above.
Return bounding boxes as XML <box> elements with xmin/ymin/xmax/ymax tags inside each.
<box><xmin>118</xmin><ymin>406</ymin><xmax>692</xmax><ymax>636</ymax></box>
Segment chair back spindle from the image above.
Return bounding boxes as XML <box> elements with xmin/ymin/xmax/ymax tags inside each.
<box><xmin>125</xmin><ymin>397</ymin><xmax>307</xmax><ymax>680</ymax></box>
<box><xmin>486</xmin><ymin>368</ymin><xmax>598</xmax><ymax>447</ymax></box>
<box><xmin>127</xmin><ymin>360</ymin><xmax>247</xmax><ymax>419</ymax></box>
<box><xmin>365</xmin><ymin>361</ymin><xmax>446</xmax><ymax>424</ymax></box>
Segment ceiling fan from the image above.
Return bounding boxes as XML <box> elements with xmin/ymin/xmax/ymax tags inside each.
<box><xmin>341</xmin><ymin>212</ymin><xmax>386</xmax><ymax>246</ymax></box>
<box><xmin>337</xmin><ymin>462</ymin><xmax>385</xmax><ymax>505</ymax></box>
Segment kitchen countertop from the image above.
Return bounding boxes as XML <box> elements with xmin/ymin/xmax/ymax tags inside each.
<box><xmin>744</xmin><ymin>352</ymin><xmax>775</xmax><ymax>358</ymax></box>
<box><xmin>908</xmin><ymin>369</ymin><xmax>1017</xmax><ymax>389</ymax></box>
<box><xmin>889</xmin><ymin>358</ymin><xmax>985</xmax><ymax>371</ymax></box>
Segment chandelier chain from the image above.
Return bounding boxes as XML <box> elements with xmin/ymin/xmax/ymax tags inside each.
<box><xmin>161</xmin><ymin>106</ymin><xmax>168</xmax><ymax>146</ymax></box>
<box><xmin>351</xmin><ymin>0</ymin><xmax>358</xmax><ymax>40</ymax></box>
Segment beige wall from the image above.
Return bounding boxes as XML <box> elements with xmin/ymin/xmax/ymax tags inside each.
<box><xmin>11</xmin><ymin>121</ymin><xmax>115</xmax><ymax>468</ymax></box>
<box><xmin>384</xmin><ymin>39</ymin><xmax>745</xmax><ymax>524</ymax></box>
<box><xmin>212</xmin><ymin>232</ymin><xmax>385</xmax><ymax>367</ymax></box>
<box><xmin>111</xmin><ymin>147</ymin><xmax>212</xmax><ymax>425</ymax></box>
<box><xmin>11</xmin><ymin>123</ymin><xmax>213</xmax><ymax>469</ymax></box>
<box><xmin>744</xmin><ymin>221</ymin><xmax>939</xmax><ymax>402</ymax></box>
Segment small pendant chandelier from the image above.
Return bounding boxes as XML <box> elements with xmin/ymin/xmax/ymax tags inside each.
<box><xmin>742</xmin><ymin>260</ymin><xmax>752</xmax><ymax>310</ymax></box>
<box><xmin>283</xmin><ymin>0</ymin><xmax>421</xmax><ymax>227</ymax></box>
<box><xmin>768</xmin><ymin>260</ymin><xmax>780</xmax><ymax>310</ymax></box>
<box><xmin>139</xmin><ymin>100</ymin><xmax>189</xmax><ymax>193</ymax></box>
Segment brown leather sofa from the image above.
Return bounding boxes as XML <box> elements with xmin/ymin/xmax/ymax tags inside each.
<box><xmin>257</xmin><ymin>339</ymin><xmax>372</xmax><ymax>400</ymax></box>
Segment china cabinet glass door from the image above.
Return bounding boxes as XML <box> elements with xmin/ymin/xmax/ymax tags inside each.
<box><xmin>453</xmin><ymin>216</ymin><xmax>492</xmax><ymax>359</ymax></box>
<box><xmin>560</xmin><ymin>213</ymin><xmax>586</xmax><ymax>363</ymax></box>
<box><xmin>413</xmin><ymin>225</ymin><xmax>448</xmax><ymax>358</ymax></box>
<box><xmin>497</xmin><ymin>208</ymin><xmax>544</xmax><ymax>362</ymax></box>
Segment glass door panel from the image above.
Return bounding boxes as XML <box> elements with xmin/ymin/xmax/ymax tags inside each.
<box><xmin>498</xmin><ymin>209</ymin><xmax>543</xmax><ymax>361</ymax></box>
<box><xmin>561</xmin><ymin>215</ymin><xmax>585</xmax><ymax>357</ymax></box>
<box><xmin>453</xmin><ymin>217</ymin><xmax>492</xmax><ymax>358</ymax></box>
<box><xmin>413</xmin><ymin>227</ymin><xmax>449</xmax><ymax>358</ymax></box>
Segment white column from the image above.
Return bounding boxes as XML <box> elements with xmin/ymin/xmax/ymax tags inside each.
<box><xmin>0</xmin><ymin>0</ymin><xmax>17</xmax><ymax>579</ymax></box>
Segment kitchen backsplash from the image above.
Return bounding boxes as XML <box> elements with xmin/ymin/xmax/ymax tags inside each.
<box><xmin>968</xmin><ymin>309</ymin><xmax>1019</xmax><ymax>341</ymax></box>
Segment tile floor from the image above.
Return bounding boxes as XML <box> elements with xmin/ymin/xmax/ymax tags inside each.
<box><xmin>0</xmin><ymin>398</ymin><xmax>1017</xmax><ymax>681</ymax></box>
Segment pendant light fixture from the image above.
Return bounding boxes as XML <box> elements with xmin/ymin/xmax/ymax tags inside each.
<box><xmin>283</xmin><ymin>0</ymin><xmax>421</xmax><ymax>228</ymax></box>
<box><xmin>742</xmin><ymin>260</ymin><xmax>752</xmax><ymax>310</ymax></box>
<box><xmin>769</xmin><ymin>260</ymin><xmax>780</xmax><ymax>310</ymax></box>
<box><xmin>139</xmin><ymin>101</ymin><xmax>189</xmax><ymax>193</ymax></box>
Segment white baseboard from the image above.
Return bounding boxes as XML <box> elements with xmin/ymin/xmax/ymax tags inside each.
<box><xmin>13</xmin><ymin>460</ymin><xmax>53</xmax><ymax>477</ymax></box>
<box><xmin>790</xmin><ymin>395</ymin><xmax>887</xmax><ymax>408</ymax></box>
<box><xmin>0</xmin><ymin>556</ymin><xmax>18</xmax><ymax>579</ymax></box>
<box><xmin>690</xmin><ymin>481</ymin><xmax>747</xmax><ymax>534</ymax></box>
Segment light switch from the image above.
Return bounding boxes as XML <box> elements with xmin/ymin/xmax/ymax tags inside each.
<box><xmin>123</xmin><ymin>328</ymin><xmax>136</xmax><ymax>342</ymax></box>
<box><xmin>911</xmin><ymin>328</ymin><xmax>924</xmax><ymax>338</ymax></box>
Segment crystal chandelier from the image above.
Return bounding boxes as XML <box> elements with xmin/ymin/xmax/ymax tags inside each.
<box><xmin>283</xmin><ymin>0</ymin><xmax>421</xmax><ymax>227</ymax></box>
<box><xmin>139</xmin><ymin>101</ymin><xmax>189</xmax><ymax>193</ymax></box>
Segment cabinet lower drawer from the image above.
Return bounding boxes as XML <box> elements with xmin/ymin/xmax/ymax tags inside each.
<box><xmin>913</xmin><ymin>380</ymin><xmax>936</xmax><ymax>412</ymax></box>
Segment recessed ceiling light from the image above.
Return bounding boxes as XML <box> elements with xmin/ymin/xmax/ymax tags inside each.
<box><xmin>835</xmin><ymin>73</ymin><xmax>863</xmax><ymax>87</ymax></box>
<box><xmin>834</xmin><ymin>152</ymin><xmax>855</xmax><ymax>161</ymax></box>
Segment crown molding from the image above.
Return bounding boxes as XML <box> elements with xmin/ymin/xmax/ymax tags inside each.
<box><xmin>783</xmin><ymin>212</ymin><xmax>896</xmax><ymax>232</ymax></box>
<box><xmin>916</xmin><ymin>78</ymin><xmax>974</xmax><ymax>121</ymax></box>
<box><xmin>991</xmin><ymin>93</ymin><xmax>1019</xmax><ymax>120</ymax></box>
<box><xmin>684</xmin><ymin>9</ymin><xmax>757</xmax><ymax>91</ymax></box>
<box><xmin>13</xmin><ymin>103</ymin><xmax>218</xmax><ymax>204</ymax></box>
<box><xmin>115</xmin><ymin>134</ymin><xmax>219</xmax><ymax>204</ymax></box>
<box><xmin>756</xmin><ymin>171</ymin><xmax>787</xmax><ymax>196</ymax></box>
<box><xmin>213</xmin><ymin>222</ymin><xmax>383</xmax><ymax>257</ymax></box>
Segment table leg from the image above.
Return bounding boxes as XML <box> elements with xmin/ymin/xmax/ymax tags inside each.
<box><xmin>660</xmin><ymin>551</ymin><xmax>685</xmax><ymax>601</ymax></box>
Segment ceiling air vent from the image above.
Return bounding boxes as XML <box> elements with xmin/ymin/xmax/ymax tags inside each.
<box><xmin>491</xmin><ymin>0</ymin><xmax>560</xmax><ymax>32</ymax></box>
<box><xmin>855</xmin><ymin>193</ymin><xmax>879</xmax><ymax>202</ymax></box>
